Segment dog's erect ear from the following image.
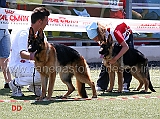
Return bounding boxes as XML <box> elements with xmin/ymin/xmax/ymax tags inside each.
<box><xmin>97</xmin><ymin>22</ymin><xmax>106</xmax><ymax>42</ymax></box>
<box><xmin>107</xmin><ymin>34</ymin><xmax>113</xmax><ymax>46</ymax></box>
<box><xmin>28</xmin><ymin>27</ymin><xmax>34</xmax><ymax>46</ymax></box>
<box><xmin>29</xmin><ymin>27</ymin><xmax>34</xmax><ymax>36</ymax></box>
<box><xmin>37</xmin><ymin>28</ymin><xmax>44</xmax><ymax>41</ymax></box>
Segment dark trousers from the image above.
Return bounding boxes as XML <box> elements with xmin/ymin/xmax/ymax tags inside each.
<box><xmin>97</xmin><ymin>34</ymin><xmax>134</xmax><ymax>89</ymax></box>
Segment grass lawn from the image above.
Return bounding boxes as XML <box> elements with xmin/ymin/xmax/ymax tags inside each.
<box><xmin>0</xmin><ymin>67</ymin><xmax>160</xmax><ymax>119</ymax></box>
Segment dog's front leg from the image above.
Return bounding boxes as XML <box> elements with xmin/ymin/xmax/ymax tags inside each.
<box><xmin>47</xmin><ymin>72</ymin><xmax>56</xmax><ymax>100</ymax></box>
<box><xmin>117</xmin><ymin>72</ymin><xmax>123</xmax><ymax>92</ymax></box>
<box><xmin>107</xmin><ymin>71</ymin><xmax>115</xmax><ymax>92</ymax></box>
<box><xmin>36</xmin><ymin>75</ymin><xmax>47</xmax><ymax>101</ymax></box>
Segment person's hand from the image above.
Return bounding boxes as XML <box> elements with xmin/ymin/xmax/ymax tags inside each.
<box><xmin>108</xmin><ymin>58</ymin><xmax>117</xmax><ymax>64</ymax></box>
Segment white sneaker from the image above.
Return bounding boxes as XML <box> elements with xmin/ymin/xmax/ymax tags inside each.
<box><xmin>9</xmin><ymin>79</ymin><xmax>24</xmax><ymax>97</ymax></box>
<box><xmin>96</xmin><ymin>86</ymin><xmax>105</xmax><ymax>91</ymax></box>
<box><xmin>122</xmin><ymin>83</ymin><xmax>130</xmax><ymax>92</ymax></box>
<box><xmin>27</xmin><ymin>85</ymin><xmax>41</xmax><ymax>96</ymax></box>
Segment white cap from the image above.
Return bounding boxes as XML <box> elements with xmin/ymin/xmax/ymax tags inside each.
<box><xmin>86</xmin><ymin>22</ymin><xmax>98</xmax><ymax>39</ymax></box>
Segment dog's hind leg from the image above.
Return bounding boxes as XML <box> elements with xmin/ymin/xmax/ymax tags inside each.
<box><xmin>142</xmin><ymin>78</ymin><xmax>149</xmax><ymax>92</ymax></box>
<box><xmin>59</xmin><ymin>72</ymin><xmax>75</xmax><ymax>98</ymax></box>
<box><xmin>76</xmin><ymin>76</ymin><xmax>97</xmax><ymax>98</ymax></box>
<box><xmin>146</xmin><ymin>70</ymin><xmax>156</xmax><ymax>92</ymax></box>
<box><xmin>131</xmin><ymin>73</ymin><xmax>144</xmax><ymax>91</ymax></box>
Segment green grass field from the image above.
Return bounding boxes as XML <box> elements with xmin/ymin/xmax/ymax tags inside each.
<box><xmin>0</xmin><ymin>68</ymin><xmax>160</xmax><ymax>119</ymax></box>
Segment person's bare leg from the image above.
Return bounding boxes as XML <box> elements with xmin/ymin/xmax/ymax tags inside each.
<box><xmin>0</xmin><ymin>58</ymin><xmax>12</xmax><ymax>84</ymax></box>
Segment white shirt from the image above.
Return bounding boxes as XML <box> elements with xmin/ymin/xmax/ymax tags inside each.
<box><xmin>8</xmin><ymin>27</ymin><xmax>47</xmax><ymax>68</ymax></box>
<box><xmin>105</xmin><ymin>28</ymin><xmax>117</xmax><ymax>42</ymax></box>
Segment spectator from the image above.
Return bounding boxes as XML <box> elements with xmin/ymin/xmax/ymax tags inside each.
<box><xmin>100</xmin><ymin>0</ymin><xmax>126</xmax><ymax>18</ymax></box>
<box><xmin>44</xmin><ymin>4</ymin><xmax>71</xmax><ymax>37</ymax></box>
<box><xmin>86</xmin><ymin>22</ymin><xmax>134</xmax><ymax>92</ymax></box>
<box><xmin>7</xmin><ymin>1</ymin><xmax>17</xmax><ymax>9</ymax></box>
<box><xmin>8</xmin><ymin>7</ymin><xmax>50</xmax><ymax>97</ymax></box>
<box><xmin>0</xmin><ymin>0</ymin><xmax>12</xmax><ymax>88</ymax></box>
<box><xmin>132</xmin><ymin>0</ymin><xmax>158</xmax><ymax>20</ymax></box>
<box><xmin>70</xmin><ymin>0</ymin><xmax>90</xmax><ymax>39</ymax></box>
<box><xmin>109</xmin><ymin>0</ymin><xmax>126</xmax><ymax>19</ymax></box>
<box><xmin>45</xmin><ymin>5</ymin><xmax>71</xmax><ymax>15</ymax></box>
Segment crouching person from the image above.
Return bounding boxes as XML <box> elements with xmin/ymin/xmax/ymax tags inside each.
<box><xmin>8</xmin><ymin>7</ymin><xmax>50</xmax><ymax>96</ymax></box>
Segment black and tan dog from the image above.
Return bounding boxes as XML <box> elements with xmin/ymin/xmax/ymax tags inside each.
<box><xmin>28</xmin><ymin>27</ymin><xmax>97</xmax><ymax>100</ymax></box>
<box><xmin>99</xmin><ymin>34</ymin><xmax>156</xmax><ymax>93</ymax></box>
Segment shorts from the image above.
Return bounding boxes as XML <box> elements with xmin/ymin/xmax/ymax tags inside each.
<box><xmin>0</xmin><ymin>29</ymin><xmax>11</xmax><ymax>58</ymax></box>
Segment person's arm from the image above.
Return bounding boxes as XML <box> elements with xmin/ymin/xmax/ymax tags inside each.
<box><xmin>109</xmin><ymin>41</ymin><xmax>129</xmax><ymax>64</ymax></box>
<box><xmin>132</xmin><ymin>10</ymin><xmax>143</xmax><ymax>19</ymax></box>
<box><xmin>20</xmin><ymin>50</ymin><xmax>35</xmax><ymax>60</ymax></box>
<box><xmin>132</xmin><ymin>9</ymin><xmax>148</xmax><ymax>19</ymax></box>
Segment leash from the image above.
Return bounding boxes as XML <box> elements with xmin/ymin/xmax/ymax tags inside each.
<box><xmin>33</xmin><ymin>68</ymin><xmax>36</xmax><ymax>95</ymax></box>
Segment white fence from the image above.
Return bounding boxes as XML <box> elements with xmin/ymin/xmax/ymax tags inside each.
<box><xmin>70</xmin><ymin>46</ymin><xmax>160</xmax><ymax>63</ymax></box>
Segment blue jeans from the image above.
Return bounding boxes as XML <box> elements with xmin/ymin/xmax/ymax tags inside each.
<box><xmin>0</xmin><ymin>29</ymin><xmax>11</xmax><ymax>58</ymax></box>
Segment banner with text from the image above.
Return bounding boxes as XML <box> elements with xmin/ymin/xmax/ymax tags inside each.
<box><xmin>0</xmin><ymin>8</ymin><xmax>160</xmax><ymax>33</ymax></box>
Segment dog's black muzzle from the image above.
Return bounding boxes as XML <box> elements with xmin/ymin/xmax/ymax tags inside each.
<box><xmin>28</xmin><ymin>44</ymin><xmax>37</xmax><ymax>52</ymax></box>
<box><xmin>99</xmin><ymin>44</ymin><xmax>109</xmax><ymax>57</ymax></box>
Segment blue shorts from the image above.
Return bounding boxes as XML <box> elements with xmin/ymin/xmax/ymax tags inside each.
<box><xmin>0</xmin><ymin>29</ymin><xmax>11</xmax><ymax>58</ymax></box>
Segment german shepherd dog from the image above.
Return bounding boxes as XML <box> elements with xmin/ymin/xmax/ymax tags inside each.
<box><xmin>99</xmin><ymin>34</ymin><xmax>156</xmax><ymax>92</ymax></box>
<box><xmin>28</xmin><ymin>27</ymin><xmax>97</xmax><ymax>100</ymax></box>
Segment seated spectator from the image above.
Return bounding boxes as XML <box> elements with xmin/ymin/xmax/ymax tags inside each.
<box><xmin>45</xmin><ymin>5</ymin><xmax>71</xmax><ymax>15</ymax></box>
<box><xmin>109</xmin><ymin>0</ymin><xmax>126</xmax><ymax>19</ymax></box>
<box><xmin>43</xmin><ymin>1</ymin><xmax>71</xmax><ymax>38</ymax></box>
<box><xmin>70</xmin><ymin>0</ymin><xmax>90</xmax><ymax>39</ymax></box>
<box><xmin>132</xmin><ymin>0</ymin><xmax>158</xmax><ymax>20</ymax></box>
<box><xmin>132</xmin><ymin>0</ymin><xmax>159</xmax><ymax>38</ymax></box>
<box><xmin>100</xmin><ymin>0</ymin><xmax>126</xmax><ymax>19</ymax></box>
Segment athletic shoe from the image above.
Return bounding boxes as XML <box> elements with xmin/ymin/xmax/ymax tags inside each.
<box><xmin>122</xmin><ymin>83</ymin><xmax>130</xmax><ymax>92</ymax></box>
<box><xmin>4</xmin><ymin>83</ymin><xmax>10</xmax><ymax>88</ymax></box>
<box><xmin>27</xmin><ymin>85</ymin><xmax>41</xmax><ymax>96</ymax></box>
<box><xmin>9</xmin><ymin>79</ymin><xmax>24</xmax><ymax>97</ymax></box>
<box><xmin>96</xmin><ymin>86</ymin><xmax>105</xmax><ymax>91</ymax></box>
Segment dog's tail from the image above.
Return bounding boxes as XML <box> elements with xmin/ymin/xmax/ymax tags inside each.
<box><xmin>147</xmin><ymin>71</ymin><xmax>156</xmax><ymax>92</ymax></box>
<box><xmin>76</xmin><ymin>80</ymin><xmax>88</xmax><ymax>98</ymax></box>
<box><xmin>144</xmin><ymin>60</ymin><xmax>156</xmax><ymax>92</ymax></box>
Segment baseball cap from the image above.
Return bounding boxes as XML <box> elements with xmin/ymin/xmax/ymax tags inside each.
<box><xmin>86</xmin><ymin>22</ymin><xmax>98</xmax><ymax>39</ymax></box>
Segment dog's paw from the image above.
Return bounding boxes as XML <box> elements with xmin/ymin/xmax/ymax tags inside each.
<box><xmin>35</xmin><ymin>97</ymin><xmax>43</xmax><ymax>101</ymax></box>
<box><xmin>44</xmin><ymin>97</ymin><xmax>51</xmax><ymax>101</ymax></box>
<box><xmin>56</xmin><ymin>95</ymin><xmax>67</xmax><ymax>99</ymax></box>
<box><xmin>140</xmin><ymin>90</ymin><xmax>147</xmax><ymax>93</ymax></box>
<box><xmin>92</xmin><ymin>95</ymin><xmax>97</xmax><ymax>98</ymax></box>
<box><xmin>117</xmin><ymin>91</ymin><xmax>122</xmax><ymax>93</ymax></box>
<box><xmin>106</xmin><ymin>89</ymin><xmax>113</xmax><ymax>92</ymax></box>
<box><xmin>35</xmin><ymin>96</ymin><xmax>46</xmax><ymax>101</ymax></box>
<box><xmin>133</xmin><ymin>89</ymin><xmax>139</xmax><ymax>91</ymax></box>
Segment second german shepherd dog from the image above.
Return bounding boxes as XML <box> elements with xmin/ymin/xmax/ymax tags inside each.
<box><xmin>28</xmin><ymin>27</ymin><xmax>97</xmax><ymax>100</ymax></box>
<box><xmin>99</xmin><ymin>34</ymin><xmax>156</xmax><ymax>93</ymax></box>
